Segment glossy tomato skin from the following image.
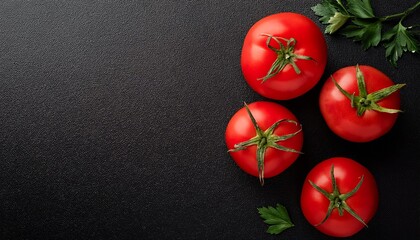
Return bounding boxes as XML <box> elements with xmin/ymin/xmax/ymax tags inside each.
<box><xmin>301</xmin><ymin>157</ymin><xmax>379</xmax><ymax>237</ymax></box>
<box><xmin>319</xmin><ymin>65</ymin><xmax>401</xmax><ymax>142</ymax></box>
<box><xmin>241</xmin><ymin>12</ymin><xmax>327</xmax><ymax>100</ymax></box>
<box><xmin>225</xmin><ymin>101</ymin><xmax>303</xmax><ymax>178</ymax></box>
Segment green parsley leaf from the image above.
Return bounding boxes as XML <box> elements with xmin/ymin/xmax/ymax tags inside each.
<box><xmin>327</xmin><ymin>12</ymin><xmax>350</xmax><ymax>34</ymax></box>
<box><xmin>312</xmin><ymin>0</ymin><xmax>350</xmax><ymax>33</ymax></box>
<box><xmin>312</xmin><ymin>0</ymin><xmax>420</xmax><ymax>67</ymax></box>
<box><xmin>382</xmin><ymin>22</ymin><xmax>420</xmax><ymax>67</ymax></box>
<box><xmin>341</xmin><ymin>19</ymin><xmax>382</xmax><ymax>50</ymax></box>
<box><xmin>311</xmin><ymin>0</ymin><xmax>340</xmax><ymax>25</ymax></box>
<box><xmin>347</xmin><ymin>0</ymin><xmax>375</xmax><ymax>18</ymax></box>
<box><xmin>257</xmin><ymin>204</ymin><xmax>294</xmax><ymax>235</ymax></box>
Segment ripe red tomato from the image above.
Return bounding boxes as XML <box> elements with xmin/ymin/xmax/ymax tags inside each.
<box><xmin>301</xmin><ymin>157</ymin><xmax>379</xmax><ymax>237</ymax></box>
<box><xmin>225</xmin><ymin>101</ymin><xmax>303</xmax><ymax>185</ymax></box>
<box><xmin>319</xmin><ymin>65</ymin><xmax>405</xmax><ymax>142</ymax></box>
<box><xmin>241</xmin><ymin>12</ymin><xmax>327</xmax><ymax>100</ymax></box>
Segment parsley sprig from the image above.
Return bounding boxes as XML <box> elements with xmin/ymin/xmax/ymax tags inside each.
<box><xmin>312</xmin><ymin>0</ymin><xmax>420</xmax><ymax>66</ymax></box>
<box><xmin>257</xmin><ymin>204</ymin><xmax>294</xmax><ymax>235</ymax></box>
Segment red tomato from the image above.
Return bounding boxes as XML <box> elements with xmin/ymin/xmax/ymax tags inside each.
<box><xmin>301</xmin><ymin>157</ymin><xmax>379</xmax><ymax>237</ymax></box>
<box><xmin>225</xmin><ymin>101</ymin><xmax>303</xmax><ymax>185</ymax></box>
<box><xmin>241</xmin><ymin>12</ymin><xmax>327</xmax><ymax>100</ymax></box>
<box><xmin>319</xmin><ymin>65</ymin><xmax>404</xmax><ymax>142</ymax></box>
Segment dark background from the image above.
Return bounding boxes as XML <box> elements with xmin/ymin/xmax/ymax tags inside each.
<box><xmin>1</xmin><ymin>0</ymin><xmax>419</xmax><ymax>239</ymax></box>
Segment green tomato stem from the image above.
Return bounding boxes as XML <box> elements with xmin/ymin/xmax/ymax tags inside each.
<box><xmin>228</xmin><ymin>103</ymin><xmax>303</xmax><ymax>186</ymax></box>
<box><xmin>309</xmin><ymin>165</ymin><xmax>367</xmax><ymax>227</ymax></box>
<box><xmin>332</xmin><ymin>65</ymin><xmax>405</xmax><ymax>117</ymax></box>
<box><xmin>259</xmin><ymin>34</ymin><xmax>314</xmax><ymax>82</ymax></box>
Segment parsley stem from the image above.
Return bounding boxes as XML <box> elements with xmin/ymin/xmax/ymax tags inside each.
<box><xmin>336</xmin><ymin>0</ymin><xmax>350</xmax><ymax>15</ymax></box>
<box><xmin>380</xmin><ymin>1</ymin><xmax>420</xmax><ymax>22</ymax></box>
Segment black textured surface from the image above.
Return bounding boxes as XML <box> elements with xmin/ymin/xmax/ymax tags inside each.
<box><xmin>1</xmin><ymin>0</ymin><xmax>419</xmax><ymax>239</ymax></box>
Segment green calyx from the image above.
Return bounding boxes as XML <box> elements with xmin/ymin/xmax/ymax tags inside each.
<box><xmin>259</xmin><ymin>34</ymin><xmax>314</xmax><ymax>82</ymax></box>
<box><xmin>332</xmin><ymin>64</ymin><xmax>405</xmax><ymax>116</ymax></box>
<box><xmin>228</xmin><ymin>103</ymin><xmax>303</xmax><ymax>186</ymax></box>
<box><xmin>309</xmin><ymin>165</ymin><xmax>367</xmax><ymax>227</ymax></box>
